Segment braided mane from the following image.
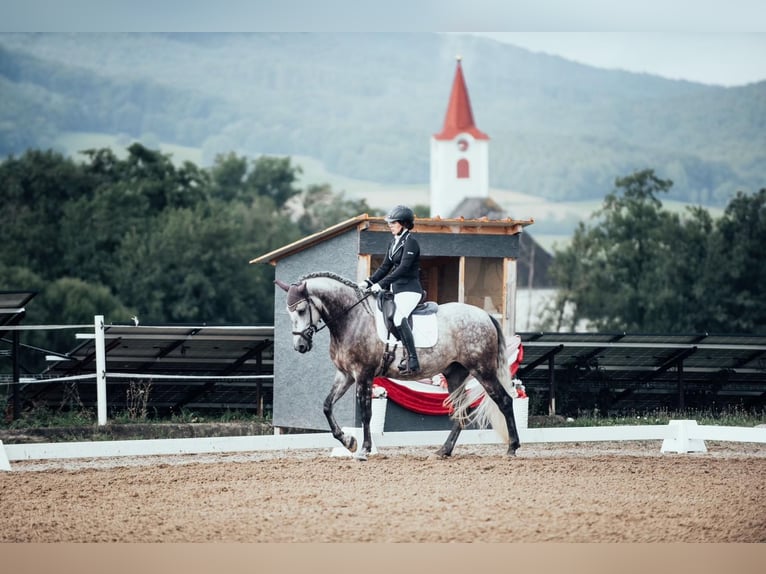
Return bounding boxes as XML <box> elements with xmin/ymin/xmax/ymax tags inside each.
<box><xmin>297</xmin><ymin>271</ymin><xmax>361</xmax><ymax>292</ymax></box>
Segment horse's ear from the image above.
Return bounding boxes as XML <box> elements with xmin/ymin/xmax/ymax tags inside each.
<box><xmin>275</xmin><ymin>279</ymin><xmax>291</xmax><ymax>292</ymax></box>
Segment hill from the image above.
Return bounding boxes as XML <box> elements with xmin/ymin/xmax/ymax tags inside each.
<box><xmin>1</xmin><ymin>32</ymin><xmax>763</xmax><ymax>215</ymax></box>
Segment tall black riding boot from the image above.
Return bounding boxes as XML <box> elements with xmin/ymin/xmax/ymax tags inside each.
<box><xmin>397</xmin><ymin>320</ymin><xmax>420</xmax><ymax>375</ymax></box>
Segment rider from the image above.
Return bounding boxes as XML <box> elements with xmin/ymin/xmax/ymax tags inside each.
<box><xmin>358</xmin><ymin>205</ymin><xmax>422</xmax><ymax>375</ymax></box>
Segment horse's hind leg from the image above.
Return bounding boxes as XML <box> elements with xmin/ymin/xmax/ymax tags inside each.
<box><xmin>436</xmin><ymin>420</ymin><xmax>463</xmax><ymax>458</ymax></box>
<box><xmin>435</xmin><ymin>363</ymin><xmax>469</xmax><ymax>458</ymax></box>
<box><xmin>483</xmin><ymin>377</ymin><xmax>521</xmax><ymax>457</ymax></box>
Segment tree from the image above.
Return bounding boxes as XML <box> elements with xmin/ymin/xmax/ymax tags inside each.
<box><xmin>293</xmin><ymin>184</ymin><xmax>381</xmax><ymax>235</ymax></box>
<box><xmin>246</xmin><ymin>156</ymin><xmax>302</xmax><ymax>209</ymax></box>
<box><xmin>546</xmin><ymin>170</ymin><xmax>766</xmax><ymax>334</ymax></box>
<box><xmin>0</xmin><ymin>263</ymin><xmax>134</xmax><ymax>374</ymax></box>
<box><xmin>0</xmin><ymin>149</ymin><xmax>96</xmax><ymax>277</ymax></box>
<box><xmin>550</xmin><ymin>169</ymin><xmax>680</xmax><ymax>331</ymax></box>
<box><xmin>209</xmin><ymin>152</ymin><xmax>249</xmax><ymax>203</ymax></box>
<box><xmin>704</xmin><ymin>189</ymin><xmax>766</xmax><ymax>333</ymax></box>
<box><xmin>112</xmin><ymin>197</ymin><xmax>298</xmax><ymax>323</ymax></box>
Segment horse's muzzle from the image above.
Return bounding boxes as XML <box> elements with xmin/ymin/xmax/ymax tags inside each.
<box><xmin>295</xmin><ymin>340</ymin><xmax>312</xmax><ymax>353</ymax></box>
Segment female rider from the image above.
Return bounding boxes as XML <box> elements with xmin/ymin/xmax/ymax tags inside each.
<box><xmin>358</xmin><ymin>205</ymin><xmax>423</xmax><ymax>375</ymax></box>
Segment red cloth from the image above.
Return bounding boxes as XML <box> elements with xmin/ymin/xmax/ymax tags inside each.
<box><xmin>373</xmin><ymin>339</ymin><xmax>525</xmax><ymax>415</ymax></box>
<box><xmin>372</xmin><ymin>377</ymin><xmax>483</xmax><ymax>415</ymax></box>
<box><xmin>510</xmin><ymin>342</ymin><xmax>524</xmax><ymax>377</ymax></box>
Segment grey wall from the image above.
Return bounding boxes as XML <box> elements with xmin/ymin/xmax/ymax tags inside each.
<box><xmin>273</xmin><ymin>231</ymin><xmax>360</xmax><ymax>430</ymax></box>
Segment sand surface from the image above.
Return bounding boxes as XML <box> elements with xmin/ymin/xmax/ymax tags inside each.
<box><xmin>2</xmin><ymin>441</ymin><xmax>764</xmax><ymax>542</ymax></box>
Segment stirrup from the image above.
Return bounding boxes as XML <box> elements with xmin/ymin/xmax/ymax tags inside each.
<box><xmin>398</xmin><ymin>357</ymin><xmax>420</xmax><ymax>375</ymax></box>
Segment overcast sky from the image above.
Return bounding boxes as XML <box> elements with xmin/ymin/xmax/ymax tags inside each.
<box><xmin>2</xmin><ymin>0</ymin><xmax>765</xmax><ymax>87</ymax></box>
<box><xmin>473</xmin><ymin>33</ymin><xmax>766</xmax><ymax>87</ymax></box>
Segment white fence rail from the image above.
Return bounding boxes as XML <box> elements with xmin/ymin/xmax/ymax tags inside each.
<box><xmin>2</xmin><ymin>420</ymin><xmax>764</xmax><ymax>471</ymax></box>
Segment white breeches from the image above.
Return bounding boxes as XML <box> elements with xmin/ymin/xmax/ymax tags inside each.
<box><xmin>393</xmin><ymin>291</ymin><xmax>421</xmax><ymax>325</ymax></box>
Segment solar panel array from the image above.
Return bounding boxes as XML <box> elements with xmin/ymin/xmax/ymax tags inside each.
<box><xmin>32</xmin><ymin>324</ymin><xmax>275</xmax><ymax>417</ymax></box>
<box><xmin>517</xmin><ymin>332</ymin><xmax>766</xmax><ymax>413</ymax></box>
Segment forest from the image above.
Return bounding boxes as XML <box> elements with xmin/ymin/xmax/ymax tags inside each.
<box><xmin>0</xmin><ymin>144</ymin><xmax>378</xmax><ymax>371</ymax></box>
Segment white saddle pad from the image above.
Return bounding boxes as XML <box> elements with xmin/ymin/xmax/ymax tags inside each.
<box><xmin>374</xmin><ymin>308</ymin><xmax>438</xmax><ymax>348</ymax></box>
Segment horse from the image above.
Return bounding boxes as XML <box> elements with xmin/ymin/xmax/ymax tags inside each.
<box><xmin>275</xmin><ymin>271</ymin><xmax>521</xmax><ymax>461</ymax></box>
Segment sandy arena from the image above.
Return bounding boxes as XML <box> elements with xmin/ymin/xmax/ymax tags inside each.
<box><xmin>1</xmin><ymin>440</ymin><xmax>764</xmax><ymax>543</ymax></box>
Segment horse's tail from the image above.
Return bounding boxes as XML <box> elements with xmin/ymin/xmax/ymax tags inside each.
<box><xmin>447</xmin><ymin>314</ymin><xmax>514</xmax><ymax>442</ymax></box>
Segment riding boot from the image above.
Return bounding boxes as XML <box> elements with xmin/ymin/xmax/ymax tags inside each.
<box><xmin>397</xmin><ymin>320</ymin><xmax>420</xmax><ymax>375</ymax></box>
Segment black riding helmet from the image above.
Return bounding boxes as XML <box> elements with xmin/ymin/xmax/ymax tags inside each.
<box><xmin>384</xmin><ymin>205</ymin><xmax>415</xmax><ymax>230</ymax></box>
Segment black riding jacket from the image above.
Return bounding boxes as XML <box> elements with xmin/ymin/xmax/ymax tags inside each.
<box><xmin>368</xmin><ymin>230</ymin><xmax>422</xmax><ymax>295</ymax></box>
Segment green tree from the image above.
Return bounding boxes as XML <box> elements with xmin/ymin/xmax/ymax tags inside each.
<box><xmin>0</xmin><ymin>149</ymin><xmax>96</xmax><ymax>278</ymax></box>
<box><xmin>293</xmin><ymin>183</ymin><xmax>380</xmax><ymax>235</ymax></box>
<box><xmin>246</xmin><ymin>156</ymin><xmax>302</xmax><ymax>209</ymax></box>
<box><xmin>546</xmin><ymin>170</ymin><xmax>766</xmax><ymax>334</ymax></box>
<box><xmin>209</xmin><ymin>152</ymin><xmax>249</xmax><ymax>203</ymax></box>
<box><xmin>112</xmin><ymin>198</ymin><xmax>298</xmax><ymax>323</ymax></box>
<box><xmin>0</xmin><ymin>264</ymin><xmax>133</xmax><ymax>373</ymax></box>
<box><xmin>704</xmin><ymin>189</ymin><xmax>766</xmax><ymax>333</ymax></box>
<box><xmin>554</xmin><ymin>169</ymin><xmax>680</xmax><ymax>331</ymax></box>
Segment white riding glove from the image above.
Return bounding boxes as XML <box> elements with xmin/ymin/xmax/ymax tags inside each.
<box><xmin>370</xmin><ymin>283</ymin><xmax>383</xmax><ymax>293</ymax></box>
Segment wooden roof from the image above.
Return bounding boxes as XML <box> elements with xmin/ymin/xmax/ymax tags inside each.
<box><xmin>249</xmin><ymin>214</ymin><xmax>534</xmax><ymax>266</ymax></box>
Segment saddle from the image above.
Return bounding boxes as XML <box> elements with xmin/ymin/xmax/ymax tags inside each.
<box><xmin>376</xmin><ymin>290</ymin><xmax>438</xmax><ymax>340</ymax></box>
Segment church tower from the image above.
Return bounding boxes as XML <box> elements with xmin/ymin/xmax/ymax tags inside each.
<box><xmin>429</xmin><ymin>57</ymin><xmax>490</xmax><ymax>218</ymax></box>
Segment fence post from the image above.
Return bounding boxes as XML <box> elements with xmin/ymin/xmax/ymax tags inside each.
<box><xmin>11</xmin><ymin>330</ymin><xmax>20</xmax><ymax>421</ymax></box>
<box><xmin>94</xmin><ymin>315</ymin><xmax>107</xmax><ymax>426</ymax></box>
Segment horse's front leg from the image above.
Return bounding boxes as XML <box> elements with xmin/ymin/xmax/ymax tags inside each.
<box><xmin>323</xmin><ymin>370</ymin><xmax>357</xmax><ymax>453</ymax></box>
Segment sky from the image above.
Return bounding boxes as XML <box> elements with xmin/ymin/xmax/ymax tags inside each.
<box><xmin>1</xmin><ymin>0</ymin><xmax>765</xmax><ymax>87</ymax></box>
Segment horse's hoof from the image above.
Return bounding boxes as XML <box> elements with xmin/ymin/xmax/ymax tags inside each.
<box><xmin>346</xmin><ymin>436</ymin><xmax>358</xmax><ymax>453</ymax></box>
<box><xmin>353</xmin><ymin>451</ymin><xmax>368</xmax><ymax>462</ymax></box>
<box><xmin>434</xmin><ymin>448</ymin><xmax>452</xmax><ymax>459</ymax></box>
<box><xmin>506</xmin><ymin>449</ymin><xmax>517</xmax><ymax>458</ymax></box>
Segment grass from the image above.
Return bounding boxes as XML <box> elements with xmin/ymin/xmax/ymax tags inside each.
<box><xmin>561</xmin><ymin>406</ymin><xmax>765</xmax><ymax>428</ymax></box>
<box><xmin>2</xmin><ymin>403</ymin><xmax>763</xmax><ymax>432</ymax></box>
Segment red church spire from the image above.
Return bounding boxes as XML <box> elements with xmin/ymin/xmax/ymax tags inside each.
<box><xmin>434</xmin><ymin>57</ymin><xmax>489</xmax><ymax>141</ymax></box>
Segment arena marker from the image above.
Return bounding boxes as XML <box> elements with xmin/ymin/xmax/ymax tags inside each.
<box><xmin>0</xmin><ymin>441</ymin><xmax>11</xmax><ymax>471</ymax></box>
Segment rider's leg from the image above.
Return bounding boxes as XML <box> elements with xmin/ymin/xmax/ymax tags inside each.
<box><xmin>393</xmin><ymin>291</ymin><xmax>421</xmax><ymax>375</ymax></box>
<box><xmin>397</xmin><ymin>318</ymin><xmax>420</xmax><ymax>374</ymax></box>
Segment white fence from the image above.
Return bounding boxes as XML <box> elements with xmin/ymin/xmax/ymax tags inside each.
<box><xmin>2</xmin><ymin>419</ymin><xmax>765</xmax><ymax>471</ymax></box>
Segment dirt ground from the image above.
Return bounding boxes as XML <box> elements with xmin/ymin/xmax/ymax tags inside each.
<box><xmin>2</xmin><ymin>440</ymin><xmax>764</xmax><ymax>543</ymax></box>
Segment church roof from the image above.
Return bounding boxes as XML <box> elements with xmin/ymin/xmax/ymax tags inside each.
<box><xmin>433</xmin><ymin>58</ymin><xmax>489</xmax><ymax>141</ymax></box>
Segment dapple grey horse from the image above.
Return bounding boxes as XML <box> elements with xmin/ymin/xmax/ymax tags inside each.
<box><xmin>276</xmin><ymin>271</ymin><xmax>520</xmax><ymax>460</ymax></box>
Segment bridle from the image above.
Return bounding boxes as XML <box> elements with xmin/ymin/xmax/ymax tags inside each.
<box><xmin>288</xmin><ymin>296</ymin><xmax>322</xmax><ymax>346</ymax></box>
<box><xmin>289</xmin><ymin>288</ymin><xmax>372</xmax><ymax>346</ymax></box>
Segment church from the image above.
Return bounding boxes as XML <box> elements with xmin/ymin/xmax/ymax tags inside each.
<box><xmin>429</xmin><ymin>57</ymin><xmax>555</xmax><ymax>329</ymax></box>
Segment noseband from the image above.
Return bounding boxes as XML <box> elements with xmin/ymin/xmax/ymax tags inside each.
<box><xmin>288</xmin><ymin>297</ymin><xmax>321</xmax><ymax>346</ymax></box>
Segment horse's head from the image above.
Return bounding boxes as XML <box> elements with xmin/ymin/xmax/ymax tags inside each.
<box><xmin>276</xmin><ymin>279</ymin><xmax>319</xmax><ymax>353</ymax></box>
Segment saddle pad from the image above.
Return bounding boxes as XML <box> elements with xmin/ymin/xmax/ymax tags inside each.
<box><xmin>374</xmin><ymin>308</ymin><xmax>438</xmax><ymax>347</ymax></box>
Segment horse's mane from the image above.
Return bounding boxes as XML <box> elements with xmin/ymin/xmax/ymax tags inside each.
<box><xmin>297</xmin><ymin>271</ymin><xmax>361</xmax><ymax>291</ymax></box>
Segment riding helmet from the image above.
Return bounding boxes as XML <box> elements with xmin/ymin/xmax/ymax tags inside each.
<box><xmin>384</xmin><ymin>205</ymin><xmax>415</xmax><ymax>229</ymax></box>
